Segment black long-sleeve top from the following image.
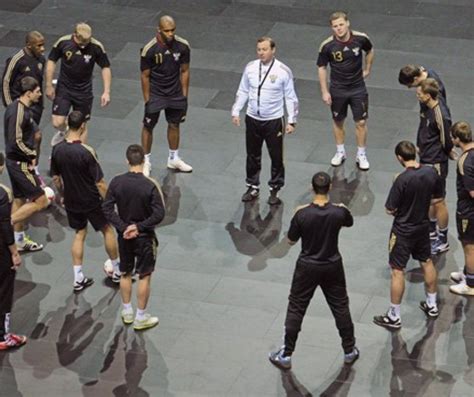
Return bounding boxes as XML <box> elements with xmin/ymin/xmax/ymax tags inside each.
<box><xmin>102</xmin><ymin>172</ymin><xmax>165</xmax><ymax>235</ymax></box>
<box><xmin>0</xmin><ymin>183</ymin><xmax>14</xmax><ymax>250</ymax></box>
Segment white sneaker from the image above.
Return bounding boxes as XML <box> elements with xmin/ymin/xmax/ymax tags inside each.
<box><xmin>167</xmin><ymin>158</ymin><xmax>192</xmax><ymax>173</ymax></box>
<box><xmin>356</xmin><ymin>153</ymin><xmax>370</xmax><ymax>170</ymax></box>
<box><xmin>450</xmin><ymin>271</ymin><xmax>465</xmax><ymax>283</ymax></box>
<box><xmin>50</xmin><ymin>130</ymin><xmax>65</xmax><ymax>146</ymax></box>
<box><xmin>450</xmin><ymin>282</ymin><xmax>474</xmax><ymax>296</ymax></box>
<box><xmin>331</xmin><ymin>151</ymin><xmax>346</xmax><ymax>167</ymax></box>
<box><xmin>143</xmin><ymin>161</ymin><xmax>151</xmax><ymax>177</ymax></box>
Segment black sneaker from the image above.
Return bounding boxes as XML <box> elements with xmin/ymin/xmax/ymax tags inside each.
<box><xmin>373</xmin><ymin>314</ymin><xmax>401</xmax><ymax>330</ymax></box>
<box><xmin>241</xmin><ymin>186</ymin><xmax>259</xmax><ymax>202</ymax></box>
<box><xmin>112</xmin><ymin>271</ymin><xmax>121</xmax><ymax>284</ymax></box>
<box><xmin>419</xmin><ymin>301</ymin><xmax>439</xmax><ymax>318</ymax></box>
<box><xmin>344</xmin><ymin>347</ymin><xmax>360</xmax><ymax>365</ymax></box>
<box><xmin>268</xmin><ymin>347</ymin><xmax>292</xmax><ymax>370</ymax></box>
<box><xmin>267</xmin><ymin>189</ymin><xmax>281</xmax><ymax>206</ymax></box>
<box><xmin>73</xmin><ymin>277</ymin><xmax>94</xmax><ymax>293</ymax></box>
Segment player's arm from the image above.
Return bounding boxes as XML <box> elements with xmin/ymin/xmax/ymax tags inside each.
<box><xmin>136</xmin><ymin>185</ymin><xmax>166</xmax><ymax>232</ymax></box>
<box><xmin>283</xmin><ymin>67</ymin><xmax>298</xmax><ymax>134</ymax></box>
<box><xmin>385</xmin><ymin>180</ymin><xmax>401</xmax><ymax>216</ymax></box>
<box><xmin>2</xmin><ymin>56</ymin><xmax>20</xmax><ymax>106</ymax></box>
<box><xmin>231</xmin><ymin>65</ymin><xmax>250</xmax><ymax>127</ymax></box>
<box><xmin>0</xmin><ymin>189</ymin><xmax>21</xmax><ymax>269</ymax></box>
<box><xmin>45</xmin><ymin>60</ymin><xmax>57</xmax><ymax>101</ymax></box>
<box><xmin>96</xmin><ymin>179</ymin><xmax>108</xmax><ymax>200</ymax></box>
<box><xmin>317</xmin><ymin>66</ymin><xmax>331</xmax><ymax>105</ymax></box>
<box><xmin>462</xmin><ymin>161</ymin><xmax>474</xmax><ymax>199</ymax></box>
<box><xmin>180</xmin><ymin>63</ymin><xmax>190</xmax><ymax>98</ymax></box>
<box><xmin>102</xmin><ymin>182</ymin><xmax>128</xmax><ymax>233</ymax></box>
<box><xmin>363</xmin><ymin>49</ymin><xmax>374</xmax><ymax>78</ymax></box>
<box><xmin>100</xmin><ymin>67</ymin><xmax>112</xmax><ymax>107</ymax></box>
<box><xmin>141</xmin><ymin>69</ymin><xmax>151</xmax><ymax>103</ymax></box>
<box><xmin>10</xmin><ymin>108</ymin><xmax>36</xmax><ymax>160</ymax></box>
<box><xmin>287</xmin><ymin>211</ymin><xmax>301</xmax><ymax>245</ymax></box>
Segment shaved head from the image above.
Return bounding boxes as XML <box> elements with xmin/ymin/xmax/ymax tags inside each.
<box><xmin>159</xmin><ymin>15</ymin><xmax>175</xmax><ymax>29</ymax></box>
<box><xmin>157</xmin><ymin>15</ymin><xmax>176</xmax><ymax>44</ymax></box>
<box><xmin>25</xmin><ymin>31</ymin><xmax>44</xmax><ymax>45</ymax></box>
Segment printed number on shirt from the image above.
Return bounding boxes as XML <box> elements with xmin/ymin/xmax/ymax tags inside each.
<box><xmin>155</xmin><ymin>53</ymin><xmax>163</xmax><ymax>64</ymax></box>
<box><xmin>332</xmin><ymin>51</ymin><xmax>343</xmax><ymax>62</ymax></box>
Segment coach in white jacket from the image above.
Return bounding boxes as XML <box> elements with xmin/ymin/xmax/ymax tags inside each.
<box><xmin>232</xmin><ymin>37</ymin><xmax>299</xmax><ymax>205</ymax></box>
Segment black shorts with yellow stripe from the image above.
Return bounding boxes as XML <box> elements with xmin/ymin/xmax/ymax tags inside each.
<box><xmin>5</xmin><ymin>159</ymin><xmax>44</xmax><ymax>200</ymax></box>
<box><xmin>388</xmin><ymin>227</ymin><xmax>431</xmax><ymax>269</ymax></box>
<box><xmin>118</xmin><ymin>234</ymin><xmax>158</xmax><ymax>278</ymax></box>
<box><xmin>456</xmin><ymin>214</ymin><xmax>474</xmax><ymax>244</ymax></box>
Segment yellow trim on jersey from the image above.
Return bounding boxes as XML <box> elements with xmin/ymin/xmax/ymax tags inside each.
<box><xmin>90</xmin><ymin>37</ymin><xmax>106</xmax><ymax>53</ymax></box>
<box><xmin>319</xmin><ymin>35</ymin><xmax>333</xmax><ymax>52</ymax></box>
<box><xmin>0</xmin><ymin>183</ymin><xmax>13</xmax><ymax>203</ymax></box>
<box><xmin>352</xmin><ymin>30</ymin><xmax>370</xmax><ymax>40</ymax></box>
<box><xmin>21</xmin><ymin>162</ymin><xmax>37</xmax><ymax>186</ymax></box>
<box><xmin>294</xmin><ymin>203</ymin><xmax>310</xmax><ymax>213</ymax></box>
<box><xmin>434</xmin><ymin>105</ymin><xmax>446</xmax><ymax>148</ymax></box>
<box><xmin>80</xmin><ymin>143</ymin><xmax>99</xmax><ymax>162</ymax></box>
<box><xmin>141</xmin><ymin>38</ymin><xmax>157</xmax><ymax>57</ymax></box>
<box><xmin>175</xmin><ymin>35</ymin><xmax>190</xmax><ymax>48</ymax></box>
<box><xmin>458</xmin><ymin>151</ymin><xmax>469</xmax><ymax>176</ymax></box>
<box><xmin>16</xmin><ymin>103</ymin><xmax>36</xmax><ymax>157</ymax></box>
<box><xmin>53</xmin><ymin>34</ymin><xmax>72</xmax><ymax>48</ymax></box>
<box><xmin>2</xmin><ymin>50</ymin><xmax>25</xmax><ymax>105</ymax></box>
<box><xmin>145</xmin><ymin>176</ymin><xmax>165</xmax><ymax>206</ymax></box>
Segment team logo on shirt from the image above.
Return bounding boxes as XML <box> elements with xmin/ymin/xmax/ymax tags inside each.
<box><xmin>269</xmin><ymin>74</ymin><xmax>278</xmax><ymax>83</ymax></box>
<box><xmin>173</xmin><ymin>52</ymin><xmax>181</xmax><ymax>62</ymax></box>
<box><xmin>343</xmin><ymin>46</ymin><xmax>350</xmax><ymax>52</ymax></box>
<box><xmin>83</xmin><ymin>54</ymin><xmax>92</xmax><ymax>63</ymax></box>
<box><xmin>352</xmin><ymin>47</ymin><xmax>360</xmax><ymax>56</ymax></box>
<box><xmin>24</xmin><ymin>66</ymin><xmax>31</xmax><ymax>72</ymax></box>
<box><xmin>38</xmin><ymin>63</ymin><xmax>43</xmax><ymax>70</ymax></box>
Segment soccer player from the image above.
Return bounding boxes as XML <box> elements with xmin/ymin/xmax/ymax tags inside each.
<box><xmin>50</xmin><ymin>111</ymin><xmax>119</xmax><ymax>292</ymax></box>
<box><xmin>2</xmin><ymin>31</ymin><xmax>46</xmax><ymax>179</ymax></box>
<box><xmin>103</xmin><ymin>144</ymin><xmax>165</xmax><ymax>331</ymax></box>
<box><xmin>0</xmin><ymin>152</ymin><xmax>27</xmax><ymax>350</ymax></box>
<box><xmin>4</xmin><ymin>76</ymin><xmax>49</xmax><ymax>252</ymax></box>
<box><xmin>317</xmin><ymin>11</ymin><xmax>374</xmax><ymax>170</ymax></box>
<box><xmin>450</xmin><ymin>121</ymin><xmax>474</xmax><ymax>295</ymax></box>
<box><xmin>416</xmin><ymin>78</ymin><xmax>455</xmax><ymax>254</ymax></box>
<box><xmin>374</xmin><ymin>141</ymin><xmax>443</xmax><ymax>330</ymax></box>
<box><xmin>140</xmin><ymin>15</ymin><xmax>192</xmax><ymax>175</ymax></box>
<box><xmin>46</xmin><ymin>22</ymin><xmax>111</xmax><ymax>145</ymax></box>
<box><xmin>232</xmin><ymin>36</ymin><xmax>299</xmax><ymax>205</ymax></box>
<box><xmin>268</xmin><ymin>172</ymin><xmax>359</xmax><ymax>370</ymax></box>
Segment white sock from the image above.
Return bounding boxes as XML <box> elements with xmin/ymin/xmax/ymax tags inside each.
<box><xmin>14</xmin><ymin>232</ymin><xmax>25</xmax><ymax>243</ymax></box>
<box><xmin>122</xmin><ymin>302</ymin><xmax>132</xmax><ymax>311</ymax></box>
<box><xmin>336</xmin><ymin>144</ymin><xmax>345</xmax><ymax>154</ymax></box>
<box><xmin>145</xmin><ymin>153</ymin><xmax>151</xmax><ymax>163</ymax></box>
<box><xmin>357</xmin><ymin>146</ymin><xmax>366</xmax><ymax>156</ymax></box>
<box><xmin>111</xmin><ymin>258</ymin><xmax>120</xmax><ymax>272</ymax></box>
<box><xmin>427</xmin><ymin>292</ymin><xmax>437</xmax><ymax>308</ymax></box>
<box><xmin>136</xmin><ymin>308</ymin><xmax>146</xmax><ymax>321</ymax></box>
<box><xmin>4</xmin><ymin>313</ymin><xmax>10</xmax><ymax>334</ymax></box>
<box><xmin>169</xmin><ymin>149</ymin><xmax>178</xmax><ymax>160</ymax></box>
<box><xmin>388</xmin><ymin>303</ymin><xmax>401</xmax><ymax>320</ymax></box>
<box><xmin>73</xmin><ymin>265</ymin><xmax>84</xmax><ymax>283</ymax></box>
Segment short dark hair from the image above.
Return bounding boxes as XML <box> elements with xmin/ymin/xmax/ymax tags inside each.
<box><xmin>451</xmin><ymin>121</ymin><xmax>472</xmax><ymax>144</ymax></box>
<box><xmin>68</xmin><ymin>111</ymin><xmax>86</xmax><ymax>130</ymax></box>
<box><xmin>418</xmin><ymin>78</ymin><xmax>439</xmax><ymax>99</ymax></box>
<box><xmin>257</xmin><ymin>36</ymin><xmax>275</xmax><ymax>49</ymax></box>
<box><xmin>395</xmin><ymin>140</ymin><xmax>417</xmax><ymax>161</ymax></box>
<box><xmin>329</xmin><ymin>11</ymin><xmax>348</xmax><ymax>23</ymax></box>
<box><xmin>25</xmin><ymin>31</ymin><xmax>43</xmax><ymax>45</ymax></box>
<box><xmin>312</xmin><ymin>172</ymin><xmax>331</xmax><ymax>194</ymax></box>
<box><xmin>126</xmin><ymin>144</ymin><xmax>145</xmax><ymax>166</ymax></box>
<box><xmin>398</xmin><ymin>64</ymin><xmax>422</xmax><ymax>86</ymax></box>
<box><xmin>20</xmin><ymin>76</ymin><xmax>39</xmax><ymax>95</ymax></box>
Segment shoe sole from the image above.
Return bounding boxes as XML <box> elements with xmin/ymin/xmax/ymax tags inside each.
<box><xmin>344</xmin><ymin>350</ymin><xmax>360</xmax><ymax>365</ymax></box>
<box><xmin>419</xmin><ymin>304</ymin><xmax>439</xmax><ymax>317</ymax></box>
<box><xmin>356</xmin><ymin>161</ymin><xmax>369</xmax><ymax>171</ymax></box>
<box><xmin>18</xmin><ymin>246</ymin><xmax>43</xmax><ymax>253</ymax></box>
<box><xmin>449</xmin><ymin>287</ymin><xmax>474</xmax><ymax>296</ymax></box>
<box><xmin>432</xmin><ymin>246</ymin><xmax>450</xmax><ymax>255</ymax></box>
<box><xmin>373</xmin><ymin>319</ymin><xmax>401</xmax><ymax>330</ymax></box>
<box><xmin>167</xmin><ymin>165</ymin><xmax>192</xmax><ymax>173</ymax></box>
<box><xmin>450</xmin><ymin>276</ymin><xmax>464</xmax><ymax>283</ymax></box>
<box><xmin>268</xmin><ymin>356</ymin><xmax>291</xmax><ymax>371</ymax></box>
<box><xmin>73</xmin><ymin>280</ymin><xmax>94</xmax><ymax>293</ymax></box>
<box><xmin>133</xmin><ymin>319</ymin><xmax>159</xmax><ymax>331</ymax></box>
<box><xmin>122</xmin><ymin>317</ymin><xmax>134</xmax><ymax>325</ymax></box>
<box><xmin>331</xmin><ymin>158</ymin><xmax>346</xmax><ymax>167</ymax></box>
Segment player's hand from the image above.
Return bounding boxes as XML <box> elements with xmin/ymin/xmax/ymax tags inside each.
<box><xmin>101</xmin><ymin>92</ymin><xmax>111</xmax><ymax>107</ymax></box>
<box><xmin>285</xmin><ymin>124</ymin><xmax>296</xmax><ymax>134</ymax></box>
<box><xmin>123</xmin><ymin>224</ymin><xmax>138</xmax><ymax>239</ymax></box>
<box><xmin>322</xmin><ymin>92</ymin><xmax>332</xmax><ymax>106</ymax></box>
<box><xmin>363</xmin><ymin>69</ymin><xmax>370</xmax><ymax>79</ymax></box>
<box><xmin>232</xmin><ymin>116</ymin><xmax>240</xmax><ymax>127</ymax></box>
<box><xmin>11</xmin><ymin>252</ymin><xmax>21</xmax><ymax>270</ymax></box>
<box><xmin>46</xmin><ymin>86</ymin><xmax>55</xmax><ymax>101</ymax></box>
<box><xmin>449</xmin><ymin>149</ymin><xmax>459</xmax><ymax>161</ymax></box>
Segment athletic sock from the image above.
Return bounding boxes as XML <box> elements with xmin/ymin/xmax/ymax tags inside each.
<box><xmin>111</xmin><ymin>258</ymin><xmax>120</xmax><ymax>272</ymax></box>
<box><xmin>73</xmin><ymin>265</ymin><xmax>84</xmax><ymax>283</ymax></box>
<box><xmin>466</xmin><ymin>272</ymin><xmax>474</xmax><ymax>288</ymax></box>
<box><xmin>336</xmin><ymin>144</ymin><xmax>345</xmax><ymax>154</ymax></box>
<box><xmin>136</xmin><ymin>308</ymin><xmax>146</xmax><ymax>321</ymax></box>
<box><xmin>169</xmin><ymin>149</ymin><xmax>178</xmax><ymax>160</ymax></box>
<box><xmin>4</xmin><ymin>313</ymin><xmax>10</xmax><ymax>335</ymax></box>
<box><xmin>388</xmin><ymin>303</ymin><xmax>401</xmax><ymax>321</ymax></box>
<box><xmin>357</xmin><ymin>146</ymin><xmax>366</xmax><ymax>156</ymax></box>
<box><xmin>438</xmin><ymin>227</ymin><xmax>448</xmax><ymax>243</ymax></box>
<box><xmin>14</xmin><ymin>232</ymin><xmax>25</xmax><ymax>243</ymax></box>
<box><xmin>426</xmin><ymin>292</ymin><xmax>437</xmax><ymax>308</ymax></box>
<box><xmin>122</xmin><ymin>302</ymin><xmax>132</xmax><ymax>311</ymax></box>
<box><xmin>429</xmin><ymin>219</ymin><xmax>438</xmax><ymax>236</ymax></box>
<box><xmin>145</xmin><ymin>153</ymin><xmax>151</xmax><ymax>163</ymax></box>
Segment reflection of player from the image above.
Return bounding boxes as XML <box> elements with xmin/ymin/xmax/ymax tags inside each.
<box><xmin>0</xmin><ymin>152</ymin><xmax>27</xmax><ymax>350</ymax></box>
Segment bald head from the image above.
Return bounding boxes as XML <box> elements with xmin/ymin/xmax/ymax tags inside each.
<box><xmin>25</xmin><ymin>30</ymin><xmax>45</xmax><ymax>57</ymax></box>
<box><xmin>74</xmin><ymin>22</ymin><xmax>92</xmax><ymax>48</ymax></box>
<box><xmin>157</xmin><ymin>15</ymin><xmax>176</xmax><ymax>44</ymax></box>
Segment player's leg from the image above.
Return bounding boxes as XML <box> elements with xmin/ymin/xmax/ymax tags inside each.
<box><xmin>51</xmin><ymin>95</ymin><xmax>71</xmax><ymax>146</ymax></box>
<box><xmin>72</xmin><ymin>97</ymin><xmax>93</xmax><ymax>144</ymax></box>
<box><xmin>351</xmin><ymin>92</ymin><xmax>370</xmax><ymax>170</ymax></box>
<box><xmin>68</xmin><ymin>211</ymin><xmax>93</xmax><ymax>292</ymax></box>
<box><xmin>118</xmin><ymin>236</ymin><xmax>134</xmax><ymax>324</ymax></box>
<box><xmin>243</xmin><ymin>116</ymin><xmax>264</xmax><ymax>202</ymax></box>
<box><xmin>165</xmin><ymin>106</ymin><xmax>192</xmax><ymax>172</ymax></box>
<box><xmin>264</xmin><ymin>117</ymin><xmax>285</xmax><ymax>206</ymax></box>
<box><xmin>141</xmin><ymin>101</ymin><xmax>160</xmax><ymax>177</ymax></box>
<box><xmin>450</xmin><ymin>216</ymin><xmax>474</xmax><ymax>295</ymax></box>
<box><xmin>330</xmin><ymin>91</ymin><xmax>349</xmax><ymax>167</ymax></box>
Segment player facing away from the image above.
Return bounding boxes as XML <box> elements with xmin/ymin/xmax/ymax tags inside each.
<box><xmin>50</xmin><ymin>111</ymin><xmax>119</xmax><ymax>292</ymax></box>
<box><xmin>317</xmin><ymin>11</ymin><xmax>374</xmax><ymax>170</ymax></box>
<box><xmin>269</xmin><ymin>172</ymin><xmax>359</xmax><ymax>370</ymax></box>
<box><xmin>140</xmin><ymin>15</ymin><xmax>192</xmax><ymax>176</ymax></box>
<box><xmin>46</xmin><ymin>23</ymin><xmax>111</xmax><ymax>145</ymax></box>
<box><xmin>374</xmin><ymin>141</ymin><xmax>443</xmax><ymax>330</ymax></box>
<box><xmin>103</xmin><ymin>145</ymin><xmax>165</xmax><ymax>330</ymax></box>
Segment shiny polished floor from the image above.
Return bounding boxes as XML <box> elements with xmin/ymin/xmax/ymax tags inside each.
<box><xmin>0</xmin><ymin>0</ymin><xmax>473</xmax><ymax>396</ymax></box>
